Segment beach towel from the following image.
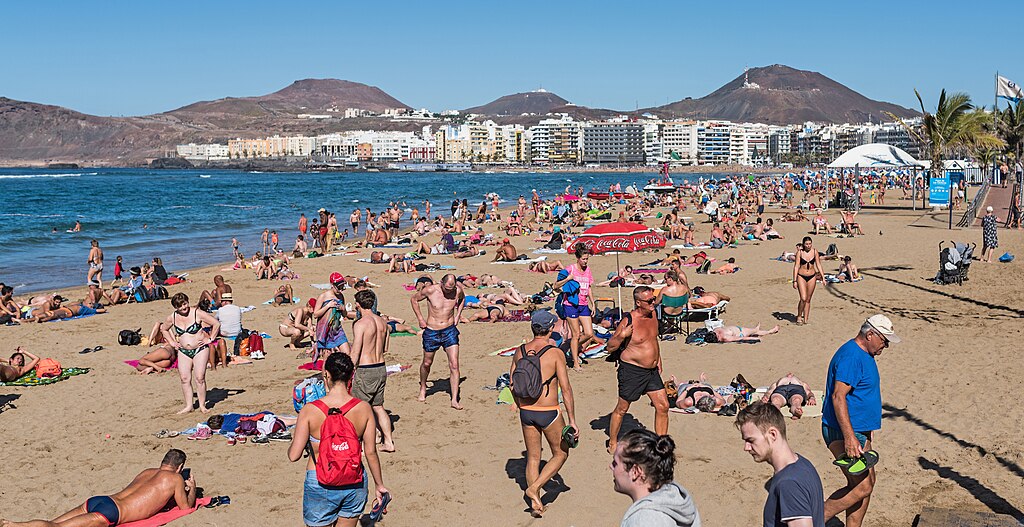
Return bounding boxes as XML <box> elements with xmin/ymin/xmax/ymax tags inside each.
<box><xmin>125</xmin><ymin>359</ymin><xmax>178</xmax><ymax>370</ymax></box>
<box><xmin>315</xmin><ymin>306</ymin><xmax>347</xmax><ymax>354</ymax></box>
<box><xmin>824</xmin><ymin>274</ymin><xmax>863</xmax><ymax>283</ymax></box>
<box><xmin>300</xmin><ymin>361</ymin><xmax>411</xmax><ymax>376</ymax></box>
<box><xmin>118</xmin><ymin>498</ymin><xmax>212</xmax><ymax>527</ymax></box>
<box><xmin>670</xmin><ymin>244</ymin><xmax>713</xmax><ymax>250</ymax></box>
<box><xmin>239</xmin><ymin>306</ymin><xmax>256</xmax><ymax>313</ymax></box>
<box><xmin>391</xmin><ymin>329</ymin><xmax>418</xmax><ymax>337</ymax></box>
<box><xmin>495</xmin><ymin>311</ymin><xmax>531</xmax><ymax>323</ymax></box>
<box><xmin>310</xmin><ymin>283</ymin><xmax>333</xmax><ymax>290</ymax></box>
<box><xmin>492</xmin><ymin>256</ymin><xmax>547</xmax><ymax>265</ymax></box>
<box><xmin>0</xmin><ymin>367</ymin><xmax>90</xmax><ymax>386</ymax></box>
<box><xmin>45</xmin><ymin>312</ymin><xmax>101</xmax><ymax>322</ymax></box>
<box><xmin>531</xmin><ymin>248</ymin><xmax>566</xmax><ymax>254</ymax></box>
<box><xmin>263</xmin><ymin>297</ymin><xmax>300</xmax><ymax>305</ymax></box>
<box><xmin>581</xmin><ymin>344</ymin><xmax>608</xmax><ymax>359</ymax></box>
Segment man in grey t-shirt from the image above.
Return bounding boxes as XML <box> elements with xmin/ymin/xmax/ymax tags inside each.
<box><xmin>737</xmin><ymin>403</ymin><xmax>824</xmax><ymax>527</ymax></box>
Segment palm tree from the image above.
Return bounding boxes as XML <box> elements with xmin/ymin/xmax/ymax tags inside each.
<box><xmin>888</xmin><ymin>89</ymin><xmax>1004</xmax><ymax>181</ymax></box>
<box><xmin>997</xmin><ymin>101</ymin><xmax>1024</xmax><ymax>160</ymax></box>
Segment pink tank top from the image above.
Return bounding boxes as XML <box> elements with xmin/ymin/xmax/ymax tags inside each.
<box><xmin>569</xmin><ymin>263</ymin><xmax>593</xmax><ymax>305</ymax></box>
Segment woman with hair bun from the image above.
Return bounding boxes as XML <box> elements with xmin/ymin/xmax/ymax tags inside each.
<box><xmin>611</xmin><ymin>429</ymin><xmax>701</xmax><ymax>527</ymax></box>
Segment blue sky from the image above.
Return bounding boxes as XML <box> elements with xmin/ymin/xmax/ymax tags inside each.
<box><xmin>2</xmin><ymin>0</ymin><xmax>1018</xmax><ymax>117</ymax></box>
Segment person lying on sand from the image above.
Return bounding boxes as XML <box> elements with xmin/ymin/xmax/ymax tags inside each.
<box><xmin>704</xmin><ymin>324</ymin><xmax>779</xmax><ymax>343</ymax></box>
<box><xmin>1</xmin><ymin>449</ymin><xmax>196</xmax><ymax>527</ymax></box>
<box><xmin>709</xmin><ymin>258</ymin><xmax>738</xmax><ymax>274</ymax></box>
<box><xmin>135</xmin><ymin>346</ymin><xmax>175</xmax><ymax>374</ymax></box>
<box><xmin>761</xmin><ymin>373</ymin><xmax>817</xmax><ymax>419</ymax></box>
<box><xmin>0</xmin><ymin>348</ymin><xmax>40</xmax><ymax>382</ymax></box>
<box><xmin>780</xmin><ymin>210</ymin><xmax>808</xmax><ymax>222</ymax></box>
<box><xmin>688</xmin><ymin>287</ymin><xmax>730</xmax><ymax>308</ymax></box>
<box><xmin>34</xmin><ymin>298</ymin><xmax>106</xmax><ymax>322</ymax></box>
<box><xmin>461</xmin><ymin>302</ymin><xmax>506</xmax><ymax>323</ymax></box>
<box><xmin>670</xmin><ymin>372</ymin><xmax>728</xmax><ymax>412</ymax></box>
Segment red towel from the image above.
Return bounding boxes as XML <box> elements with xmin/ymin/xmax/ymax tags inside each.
<box><xmin>118</xmin><ymin>497</ymin><xmax>211</xmax><ymax>527</ymax></box>
<box><xmin>298</xmin><ymin>360</ymin><xmax>323</xmax><ymax>371</ymax></box>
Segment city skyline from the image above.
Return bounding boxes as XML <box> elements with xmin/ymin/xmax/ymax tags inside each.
<box><xmin>2</xmin><ymin>0</ymin><xmax>1019</xmax><ymax>117</ymax></box>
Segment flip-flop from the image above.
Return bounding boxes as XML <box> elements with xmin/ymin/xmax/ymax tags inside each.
<box><xmin>561</xmin><ymin>426</ymin><xmax>579</xmax><ymax>448</ymax></box>
<box><xmin>204</xmin><ymin>495</ymin><xmax>231</xmax><ymax>508</ymax></box>
<box><xmin>834</xmin><ymin>450</ymin><xmax>879</xmax><ymax>476</ymax></box>
<box><xmin>154</xmin><ymin>429</ymin><xmax>170</xmax><ymax>439</ymax></box>
<box><xmin>368</xmin><ymin>491</ymin><xmax>391</xmax><ymax>521</ymax></box>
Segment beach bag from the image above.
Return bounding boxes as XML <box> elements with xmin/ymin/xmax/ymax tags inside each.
<box><xmin>510</xmin><ymin>345</ymin><xmax>557</xmax><ymax>399</ymax></box>
<box><xmin>118</xmin><ymin>328</ymin><xmax>142</xmax><ymax>346</ymax></box>
<box><xmin>235</xmin><ymin>419</ymin><xmax>259</xmax><ymax>436</ymax></box>
<box><xmin>132</xmin><ymin>286</ymin><xmax>150</xmax><ymax>303</ymax></box>
<box><xmin>311</xmin><ymin>399</ymin><xmax>364</xmax><ymax>487</ymax></box>
<box><xmin>35</xmin><ymin>358</ymin><xmax>62</xmax><ymax>378</ymax></box>
<box><xmin>248</xmin><ymin>333</ymin><xmax>265</xmax><ymax>355</ymax></box>
<box><xmin>293</xmin><ymin>376</ymin><xmax>327</xmax><ymax>412</ymax></box>
<box><xmin>686</xmin><ymin>328</ymin><xmax>711</xmax><ymax>345</ymax></box>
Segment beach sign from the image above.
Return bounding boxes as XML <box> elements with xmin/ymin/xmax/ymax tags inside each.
<box><xmin>929</xmin><ymin>173</ymin><xmax>950</xmax><ymax>206</ymax></box>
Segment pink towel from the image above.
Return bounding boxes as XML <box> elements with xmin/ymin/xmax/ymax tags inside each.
<box><xmin>403</xmin><ymin>284</ymin><xmax>417</xmax><ymax>291</ymax></box>
<box><xmin>298</xmin><ymin>360</ymin><xmax>323</xmax><ymax>371</ymax></box>
<box><xmin>124</xmin><ymin>359</ymin><xmax>178</xmax><ymax>370</ymax></box>
<box><xmin>119</xmin><ymin>497</ymin><xmax>211</xmax><ymax>527</ymax></box>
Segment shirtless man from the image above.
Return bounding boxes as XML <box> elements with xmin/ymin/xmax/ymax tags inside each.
<box><xmin>705</xmin><ymin>324</ymin><xmax>780</xmax><ymax>343</ymax></box>
<box><xmin>762</xmin><ymin>373</ymin><xmax>817</xmax><ymax>419</ymax></box>
<box><xmin>279</xmin><ymin>299</ymin><xmax>315</xmax><ymax>349</ymax></box>
<box><xmin>350</xmin><ymin>290</ymin><xmax>395</xmax><ymax>452</ymax></box>
<box><xmin>410</xmin><ymin>274</ymin><xmax>465</xmax><ymax>409</ymax></box>
<box><xmin>840</xmin><ymin>210</ymin><xmax>864</xmax><ymax>235</ymax></box>
<box><xmin>493</xmin><ymin>238</ymin><xmax>518</xmax><ymax>261</ymax></box>
<box><xmin>199</xmin><ymin>275</ymin><xmax>231</xmax><ymax>309</ymax></box>
<box><xmin>34</xmin><ymin>298</ymin><xmax>106</xmax><ymax>322</ymax></box>
<box><xmin>0</xmin><ymin>348</ymin><xmax>40</xmax><ymax>382</ymax></box>
<box><xmin>293</xmin><ymin>235</ymin><xmax>308</xmax><ymax>256</ymax></box>
<box><xmin>1</xmin><ymin>449</ymin><xmax>197</xmax><ymax>527</ymax></box>
<box><xmin>87</xmin><ymin>239</ymin><xmax>104</xmax><ymax>287</ymax></box>
<box><xmin>605</xmin><ymin>286</ymin><xmax>669</xmax><ymax>453</ymax></box>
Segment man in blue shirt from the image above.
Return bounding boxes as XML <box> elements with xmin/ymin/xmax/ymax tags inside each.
<box><xmin>736</xmin><ymin>402</ymin><xmax>824</xmax><ymax>526</ymax></box>
<box><xmin>821</xmin><ymin>314</ymin><xmax>900</xmax><ymax>527</ymax></box>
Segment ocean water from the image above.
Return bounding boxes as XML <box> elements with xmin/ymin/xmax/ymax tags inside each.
<box><xmin>0</xmin><ymin>168</ymin><xmax>724</xmax><ymax>293</ymax></box>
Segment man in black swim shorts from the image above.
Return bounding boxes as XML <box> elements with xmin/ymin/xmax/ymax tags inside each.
<box><xmin>604</xmin><ymin>286</ymin><xmax>670</xmax><ymax>453</ymax></box>
<box><xmin>762</xmin><ymin>373</ymin><xmax>816</xmax><ymax>419</ymax></box>
<box><xmin>410</xmin><ymin>274</ymin><xmax>466</xmax><ymax>410</ymax></box>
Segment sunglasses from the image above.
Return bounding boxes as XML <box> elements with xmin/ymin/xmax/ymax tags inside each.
<box><xmin>637</xmin><ymin>297</ymin><xmax>656</xmax><ymax>304</ymax></box>
<box><xmin>872</xmin><ymin>330</ymin><xmax>889</xmax><ymax>348</ymax></box>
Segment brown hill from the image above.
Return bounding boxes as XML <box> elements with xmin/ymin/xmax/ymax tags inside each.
<box><xmin>170</xmin><ymin>79</ymin><xmax>410</xmax><ymax>119</ymax></box>
<box><xmin>464</xmin><ymin>90</ymin><xmax>570</xmax><ymax>116</ymax></box>
<box><xmin>652</xmin><ymin>64</ymin><xmax>918</xmax><ymax>124</ymax></box>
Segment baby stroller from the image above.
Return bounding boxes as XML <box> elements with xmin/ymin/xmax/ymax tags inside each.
<box><xmin>933</xmin><ymin>241</ymin><xmax>975</xmax><ymax>285</ymax></box>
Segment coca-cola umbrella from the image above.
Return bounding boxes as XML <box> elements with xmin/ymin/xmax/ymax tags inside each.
<box><xmin>565</xmin><ymin>222</ymin><xmax>667</xmax><ymax>309</ymax></box>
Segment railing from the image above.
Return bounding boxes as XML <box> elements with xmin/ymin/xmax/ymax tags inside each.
<box><xmin>957</xmin><ymin>181</ymin><xmax>989</xmax><ymax>227</ymax></box>
<box><xmin>1005</xmin><ymin>183</ymin><xmax>1021</xmax><ymax>228</ymax></box>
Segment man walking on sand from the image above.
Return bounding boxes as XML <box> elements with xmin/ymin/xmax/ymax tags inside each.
<box><xmin>2</xmin><ymin>449</ymin><xmax>197</xmax><ymax>527</ymax></box>
<box><xmin>737</xmin><ymin>403</ymin><xmax>824</xmax><ymax>527</ymax></box>
<box><xmin>410</xmin><ymin>273</ymin><xmax>465</xmax><ymax>409</ymax></box>
<box><xmin>605</xmin><ymin>286</ymin><xmax>670</xmax><ymax>453</ymax></box>
<box><xmin>350</xmin><ymin>290</ymin><xmax>395</xmax><ymax>452</ymax></box>
<box><xmin>87</xmin><ymin>239</ymin><xmax>104</xmax><ymax>287</ymax></box>
<box><xmin>821</xmin><ymin>315</ymin><xmax>899</xmax><ymax>527</ymax></box>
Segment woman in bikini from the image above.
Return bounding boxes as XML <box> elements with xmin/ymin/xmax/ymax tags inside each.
<box><xmin>161</xmin><ymin>293</ymin><xmax>220</xmax><ymax>414</ymax></box>
<box><xmin>792</xmin><ymin>236</ymin><xmax>825</xmax><ymax>325</ymax></box>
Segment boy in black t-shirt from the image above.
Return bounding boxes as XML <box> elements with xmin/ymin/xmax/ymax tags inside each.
<box><xmin>736</xmin><ymin>403</ymin><xmax>824</xmax><ymax>527</ymax></box>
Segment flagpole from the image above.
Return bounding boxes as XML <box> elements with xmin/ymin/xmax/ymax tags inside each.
<box><xmin>995</xmin><ymin>71</ymin><xmax>1000</xmax><ymax>186</ymax></box>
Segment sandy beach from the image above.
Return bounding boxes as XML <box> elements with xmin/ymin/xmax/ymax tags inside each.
<box><xmin>1</xmin><ymin>194</ymin><xmax>1022</xmax><ymax>527</ymax></box>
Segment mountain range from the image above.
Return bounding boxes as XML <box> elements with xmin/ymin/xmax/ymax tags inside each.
<box><xmin>0</xmin><ymin>65</ymin><xmax>917</xmax><ymax>165</ymax></box>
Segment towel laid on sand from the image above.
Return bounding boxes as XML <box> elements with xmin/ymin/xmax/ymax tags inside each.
<box><xmin>118</xmin><ymin>498</ymin><xmax>212</xmax><ymax>527</ymax></box>
<box><xmin>531</xmin><ymin>248</ymin><xmax>566</xmax><ymax>254</ymax></box>
<box><xmin>824</xmin><ymin>274</ymin><xmax>863</xmax><ymax>283</ymax></box>
<box><xmin>263</xmin><ymin>297</ymin><xmax>300</xmax><ymax>305</ymax></box>
<box><xmin>45</xmin><ymin>312</ymin><xmax>101</xmax><ymax>322</ymax></box>
<box><xmin>492</xmin><ymin>256</ymin><xmax>547</xmax><ymax>265</ymax></box>
<box><xmin>0</xmin><ymin>367</ymin><xmax>90</xmax><ymax>386</ymax></box>
<box><xmin>299</xmin><ymin>361</ymin><xmax>411</xmax><ymax>375</ymax></box>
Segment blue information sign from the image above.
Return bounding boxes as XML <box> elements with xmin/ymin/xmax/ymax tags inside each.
<box><xmin>929</xmin><ymin>174</ymin><xmax>950</xmax><ymax>206</ymax></box>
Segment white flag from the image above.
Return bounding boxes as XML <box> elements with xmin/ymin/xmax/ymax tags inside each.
<box><xmin>997</xmin><ymin>75</ymin><xmax>1023</xmax><ymax>102</ymax></box>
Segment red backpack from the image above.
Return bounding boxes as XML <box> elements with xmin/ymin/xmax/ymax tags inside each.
<box><xmin>311</xmin><ymin>399</ymin><xmax>363</xmax><ymax>486</ymax></box>
<box><xmin>248</xmin><ymin>333</ymin><xmax>265</xmax><ymax>354</ymax></box>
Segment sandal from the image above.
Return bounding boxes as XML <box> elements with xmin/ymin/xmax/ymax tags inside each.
<box><xmin>833</xmin><ymin>450</ymin><xmax>879</xmax><ymax>476</ymax></box>
<box><xmin>154</xmin><ymin>429</ymin><xmax>171</xmax><ymax>439</ymax></box>
<box><xmin>204</xmin><ymin>495</ymin><xmax>231</xmax><ymax>508</ymax></box>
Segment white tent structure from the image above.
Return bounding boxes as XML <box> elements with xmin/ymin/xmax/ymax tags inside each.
<box><xmin>827</xmin><ymin>143</ymin><xmax>926</xmax><ymax>168</ymax></box>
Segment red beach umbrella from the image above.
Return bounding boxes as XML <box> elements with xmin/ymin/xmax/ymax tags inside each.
<box><xmin>565</xmin><ymin>222</ymin><xmax>666</xmax><ymax>254</ymax></box>
<box><xmin>565</xmin><ymin>222</ymin><xmax>666</xmax><ymax>308</ymax></box>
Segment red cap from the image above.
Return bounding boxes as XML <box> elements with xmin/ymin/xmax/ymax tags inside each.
<box><xmin>307</xmin><ymin>298</ymin><xmax>317</xmax><ymax>308</ymax></box>
<box><xmin>503</xmin><ymin>238</ymin><xmax>510</xmax><ymax>243</ymax></box>
<box><xmin>329</xmin><ymin>272</ymin><xmax>343</xmax><ymax>284</ymax></box>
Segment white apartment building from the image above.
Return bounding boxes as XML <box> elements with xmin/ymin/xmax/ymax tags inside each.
<box><xmin>698</xmin><ymin>121</ymin><xmax>732</xmax><ymax>165</ymax></box>
<box><xmin>643</xmin><ymin>123</ymin><xmax>663</xmax><ymax>164</ymax></box>
<box><xmin>661</xmin><ymin>121</ymin><xmax>699</xmax><ymax>165</ymax></box>
<box><xmin>176</xmin><ymin>143</ymin><xmax>229</xmax><ymax>160</ymax></box>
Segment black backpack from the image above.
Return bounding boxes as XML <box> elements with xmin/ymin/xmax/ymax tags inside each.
<box><xmin>510</xmin><ymin>345</ymin><xmax>557</xmax><ymax>399</ymax></box>
<box><xmin>605</xmin><ymin>312</ymin><xmax>633</xmax><ymax>363</ymax></box>
<box><xmin>118</xmin><ymin>328</ymin><xmax>142</xmax><ymax>346</ymax></box>
<box><xmin>685</xmin><ymin>328</ymin><xmax>711</xmax><ymax>344</ymax></box>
